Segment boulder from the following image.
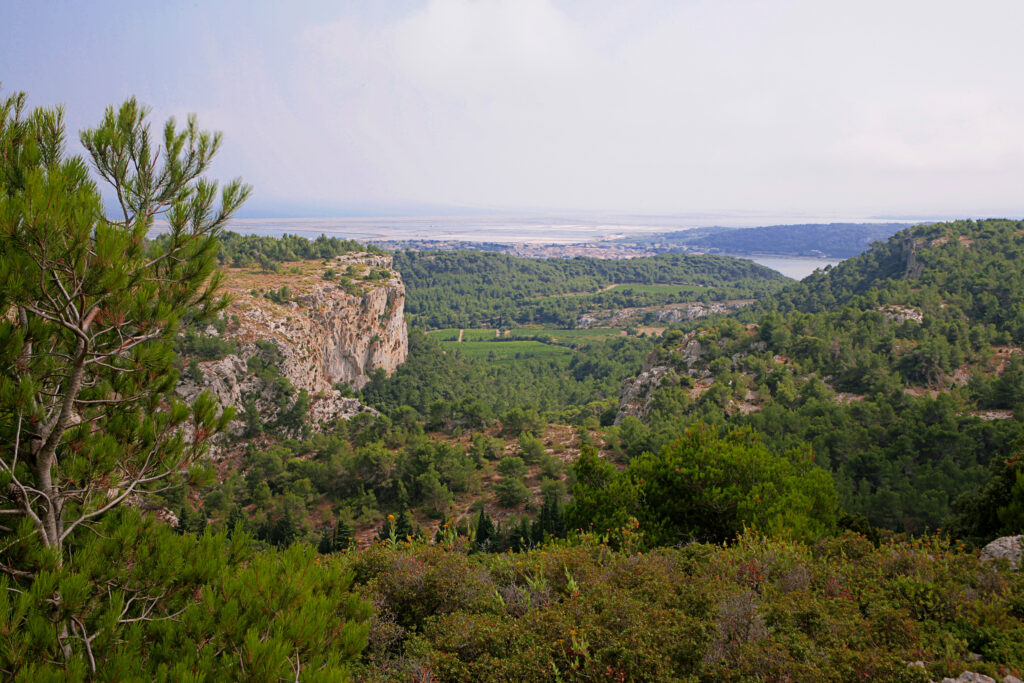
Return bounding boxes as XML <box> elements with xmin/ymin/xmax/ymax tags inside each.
<box><xmin>979</xmin><ymin>535</ymin><xmax>1023</xmax><ymax>570</ymax></box>
<box><xmin>940</xmin><ymin>673</ymin><xmax>995</xmax><ymax>683</ymax></box>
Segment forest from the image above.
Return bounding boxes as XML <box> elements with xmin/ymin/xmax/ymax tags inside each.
<box><xmin>1</xmin><ymin>92</ymin><xmax>1022</xmax><ymax>681</ymax></box>
<box><xmin>610</xmin><ymin>220</ymin><xmax>1024</xmax><ymax>542</ymax></box>
<box><xmin>395</xmin><ymin>249</ymin><xmax>787</xmax><ymax>328</ymax></box>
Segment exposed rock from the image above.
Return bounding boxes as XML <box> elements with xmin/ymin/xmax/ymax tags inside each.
<box><xmin>614</xmin><ymin>330</ymin><xmax>713</xmax><ymax>423</ymax></box>
<box><xmin>615</xmin><ymin>364</ymin><xmax>674</xmax><ymax>424</ymax></box>
<box><xmin>979</xmin><ymin>535</ymin><xmax>1023</xmax><ymax>570</ymax></box>
<box><xmin>308</xmin><ymin>394</ymin><xmax>379</xmax><ymax>424</ymax></box>
<box><xmin>677</xmin><ymin>338</ymin><xmax>705</xmax><ymax>371</ymax></box>
<box><xmin>576</xmin><ymin>300</ymin><xmax>754</xmax><ymax>328</ymax></box>
<box><xmin>177</xmin><ymin>253</ymin><xmax>407</xmax><ymax>429</ymax></box>
<box><xmin>178</xmin><ymin>355</ymin><xmax>258</xmax><ymax>409</ymax></box>
<box><xmin>655</xmin><ymin>302</ymin><xmax>739</xmax><ymax>323</ymax></box>
<box><xmin>940</xmin><ymin>673</ymin><xmax>995</xmax><ymax>683</ymax></box>
<box><xmin>969</xmin><ymin>410</ymin><xmax>1014</xmax><ymax>421</ymax></box>
<box><xmin>878</xmin><ymin>305</ymin><xmax>924</xmax><ymax>324</ymax></box>
<box><xmin>153</xmin><ymin>508</ymin><xmax>180</xmax><ymax>528</ymax></box>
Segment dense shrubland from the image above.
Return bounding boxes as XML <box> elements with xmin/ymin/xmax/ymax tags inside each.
<box><xmin>361</xmin><ymin>327</ymin><xmax>654</xmax><ymax>420</ymax></box>
<box><xmin>214</xmin><ymin>231</ymin><xmax>382</xmax><ymax>269</ymax></box>
<box><xmin>347</xmin><ymin>531</ymin><xmax>1024</xmax><ymax>682</ymax></box>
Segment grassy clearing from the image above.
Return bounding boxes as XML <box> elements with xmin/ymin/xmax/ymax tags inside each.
<box><xmin>508</xmin><ymin>327</ymin><xmax>626</xmax><ymax>342</ymax></box>
<box><xmin>427</xmin><ymin>328</ymin><xmax>499</xmax><ymax>342</ymax></box>
<box><xmin>425</xmin><ymin>328</ymin><xmax>461</xmax><ymax>341</ymax></box>
<box><xmin>430</xmin><ymin>326</ymin><xmax>628</xmax><ymax>345</ymax></box>
<box><xmin>439</xmin><ymin>339</ymin><xmax>573</xmax><ymax>362</ymax></box>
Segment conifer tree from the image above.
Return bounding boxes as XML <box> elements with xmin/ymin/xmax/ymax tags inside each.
<box><xmin>474</xmin><ymin>509</ymin><xmax>495</xmax><ymax>552</ymax></box>
<box><xmin>319</xmin><ymin>518</ymin><xmax>355</xmax><ymax>553</ymax></box>
<box><xmin>1</xmin><ymin>90</ymin><xmax>249</xmax><ymax>569</ymax></box>
<box><xmin>0</xmin><ymin>91</ymin><xmax>252</xmax><ymax>671</ymax></box>
<box><xmin>0</xmin><ymin>92</ymin><xmax>249</xmax><ymax>570</ymax></box>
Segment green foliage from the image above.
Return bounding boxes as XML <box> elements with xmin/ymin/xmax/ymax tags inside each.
<box><xmin>263</xmin><ymin>284</ymin><xmax>291</xmax><ymax>304</ymax></box>
<box><xmin>214</xmin><ymin>231</ymin><xmax>379</xmax><ymax>268</ymax></box>
<box><xmin>348</xmin><ymin>532</ymin><xmax>1024</xmax><ymax>681</ymax></box>
<box><xmin>629</xmin><ymin>220</ymin><xmax>1024</xmax><ymax>536</ymax></box>
<box><xmin>0</xmin><ymin>91</ymin><xmax>257</xmax><ymax>676</ymax></box>
<box><xmin>570</xmin><ymin>427</ymin><xmax>837</xmax><ymax>546</ymax></box>
<box><xmin>0</xmin><ymin>92</ymin><xmax>246</xmax><ymax>561</ymax></box>
<box><xmin>951</xmin><ymin>451</ymin><xmax>1024</xmax><ymax>544</ymax></box>
<box><xmin>517</xmin><ymin>433</ymin><xmax>546</xmax><ymax>464</ymax></box>
<box><xmin>362</xmin><ymin>328</ymin><xmax>653</xmax><ymax>421</ymax></box>
<box><xmin>635</xmin><ymin>427</ymin><xmax>836</xmax><ymax>544</ymax></box>
<box><xmin>396</xmin><ymin>250</ymin><xmax>786</xmax><ymax>328</ymax></box>
<box><xmin>495</xmin><ymin>456</ymin><xmax>531</xmax><ymax>508</ymax></box>
<box><xmin>636</xmin><ymin>222</ymin><xmax>907</xmax><ymax>259</ymax></box>
<box><xmin>176</xmin><ymin>324</ymin><xmax>238</xmax><ymax>360</ymax></box>
<box><xmin>497</xmin><ymin>456</ymin><xmax>528</xmax><ymax>479</ymax></box>
<box><xmin>565</xmin><ymin>446</ymin><xmax>638</xmax><ymax>537</ymax></box>
<box><xmin>0</xmin><ymin>511</ymin><xmax>370</xmax><ymax>679</ymax></box>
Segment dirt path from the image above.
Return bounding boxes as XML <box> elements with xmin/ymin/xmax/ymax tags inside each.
<box><xmin>457</xmin><ymin>329</ymin><xmax>464</xmax><ymax>343</ymax></box>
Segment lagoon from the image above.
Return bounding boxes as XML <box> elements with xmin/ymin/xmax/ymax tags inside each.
<box><xmin>737</xmin><ymin>255</ymin><xmax>843</xmax><ymax>280</ymax></box>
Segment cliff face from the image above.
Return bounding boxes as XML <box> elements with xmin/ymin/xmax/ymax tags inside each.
<box><xmin>177</xmin><ymin>253</ymin><xmax>408</xmax><ymax>429</ymax></box>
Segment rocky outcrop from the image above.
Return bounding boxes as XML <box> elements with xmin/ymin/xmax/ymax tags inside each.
<box><xmin>615</xmin><ymin>335</ymin><xmax>707</xmax><ymax>423</ymax></box>
<box><xmin>979</xmin><ymin>535</ymin><xmax>1022</xmax><ymax>570</ymax></box>
<box><xmin>177</xmin><ymin>252</ymin><xmax>407</xmax><ymax>430</ymax></box>
<box><xmin>577</xmin><ymin>300</ymin><xmax>754</xmax><ymax>328</ymax></box>
<box><xmin>615</xmin><ymin>364</ymin><xmax>674</xmax><ymax>424</ymax></box>
<box><xmin>878</xmin><ymin>305</ymin><xmax>924</xmax><ymax>324</ymax></box>
<box><xmin>938</xmin><ymin>673</ymin><xmax>1022</xmax><ymax>683</ymax></box>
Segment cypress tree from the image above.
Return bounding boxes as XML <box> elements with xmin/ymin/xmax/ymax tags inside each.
<box><xmin>474</xmin><ymin>509</ymin><xmax>495</xmax><ymax>552</ymax></box>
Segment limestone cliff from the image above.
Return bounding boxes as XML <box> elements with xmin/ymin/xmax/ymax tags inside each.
<box><xmin>177</xmin><ymin>252</ymin><xmax>408</xmax><ymax>430</ymax></box>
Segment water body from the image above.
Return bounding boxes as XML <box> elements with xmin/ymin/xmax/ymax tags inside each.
<box><xmin>737</xmin><ymin>255</ymin><xmax>843</xmax><ymax>280</ymax></box>
<box><xmin>161</xmin><ymin>213</ymin><xmax>919</xmax><ymax>246</ymax></box>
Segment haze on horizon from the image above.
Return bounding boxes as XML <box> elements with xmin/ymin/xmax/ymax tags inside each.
<box><xmin>3</xmin><ymin>0</ymin><xmax>1024</xmax><ymax>220</ymax></box>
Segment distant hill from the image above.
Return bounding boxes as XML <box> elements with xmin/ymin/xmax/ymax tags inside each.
<box><xmin>778</xmin><ymin>219</ymin><xmax>1024</xmax><ymax>328</ymax></box>
<box><xmin>628</xmin><ymin>222</ymin><xmax>912</xmax><ymax>258</ymax></box>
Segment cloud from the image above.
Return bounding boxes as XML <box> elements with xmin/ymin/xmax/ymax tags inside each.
<box><xmin>155</xmin><ymin>0</ymin><xmax>1024</xmax><ymax>215</ymax></box>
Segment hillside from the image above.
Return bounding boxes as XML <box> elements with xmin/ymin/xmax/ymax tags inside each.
<box><xmin>624</xmin><ymin>222</ymin><xmax>910</xmax><ymax>259</ymax></box>
<box><xmin>8</xmin><ymin>223</ymin><xmax>1024</xmax><ymax>681</ymax></box>
<box><xmin>615</xmin><ymin>219</ymin><xmax>1024</xmax><ymax>538</ymax></box>
<box><xmin>396</xmin><ymin>249</ymin><xmax>788</xmax><ymax>328</ymax></box>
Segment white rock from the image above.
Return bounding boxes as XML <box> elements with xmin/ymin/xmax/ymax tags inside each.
<box><xmin>979</xmin><ymin>535</ymin><xmax>1023</xmax><ymax>570</ymax></box>
<box><xmin>940</xmin><ymin>673</ymin><xmax>995</xmax><ymax>683</ymax></box>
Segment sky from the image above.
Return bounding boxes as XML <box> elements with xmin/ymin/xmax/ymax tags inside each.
<box><xmin>3</xmin><ymin>0</ymin><xmax>1024</xmax><ymax>219</ymax></box>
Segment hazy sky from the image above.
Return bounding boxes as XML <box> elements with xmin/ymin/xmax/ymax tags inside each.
<box><xmin>3</xmin><ymin>0</ymin><xmax>1024</xmax><ymax>218</ymax></box>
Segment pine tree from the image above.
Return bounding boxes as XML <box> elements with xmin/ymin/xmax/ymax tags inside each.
<box><xmin>395</xmin><ymin>508</ymin><xmax>417</xmax><ymax>541</ymax></box>
<box><xmin>0</xmin><ymin>92</ymin><xmax>249</xmax><ymax>565</ymax></box>
<box><xmin>319</xmin><ymin>518</ymin><xmax>355</xmax><ymax>553</ymax></box>
<box><xmin>0</xmin><ymin>91</ymin><xmax>249</xmax><ymax>672</ymax></box>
